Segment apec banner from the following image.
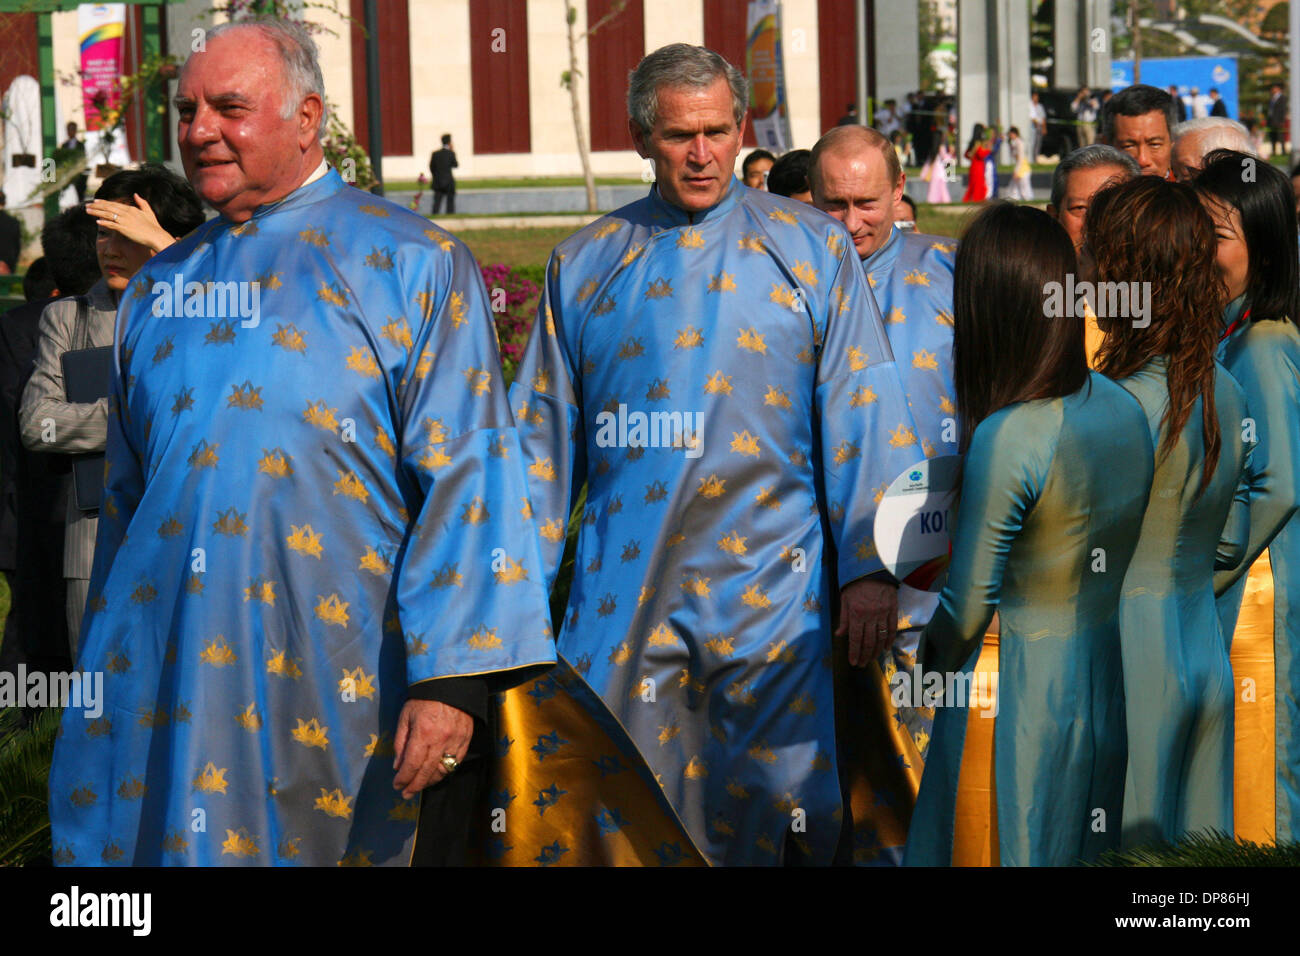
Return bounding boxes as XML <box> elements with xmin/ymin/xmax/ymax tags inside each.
<box><xmin>1111</xmin><ymin>55</ymin><xmax>1239</xmax><ymax>120</ymax></box>
<box><xmin>78</xmin><ymin>3</ymin><xmax>126</xmax><ymax>132</ymax></box>
<box><xmin>746</xmin><ymin>0</ymin><xmax>793</xmax><ymax>152</ymax></box>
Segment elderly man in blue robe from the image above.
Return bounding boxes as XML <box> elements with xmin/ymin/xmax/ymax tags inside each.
<box><xmin>811</xmin><ymin>124</ymin><xmax>958</xmax><ymax>865</ymax></box>
<box><xmin>47</xmin><ymin>17</ymin><xmax>554</xmax><ymax>867</ymax></box>
<box><xmin>492</xmin><ymin>43</ymin><xmax>923</xmax><ymax>866</ymax></box>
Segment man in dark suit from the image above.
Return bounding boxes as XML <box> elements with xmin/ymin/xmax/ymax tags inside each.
<box><xmin>1209</xmin><ymin>88</ymin><xmax>1229</xmax><ymax>118</ymax></box>
<box><xmin>0</xmin><ymin>191</ymin><xmax>21</xmax><ymax>275</ymax></box>
<box><xmin>429</xmin><ymin>133</ymin><xmax>458</xmax><ymax>215</ymax></box>
<box><xmin>1169</xmin><ymin>85</ymin><xmax>1187</xmax><ymax>123</ymax></box>
<box><xmin>1269</xmin><ymin>84</ymin><xmax>1288</xmax><ymax>156</ymax></box>
<box><xmin>0</xmin><ymin>206</ymin><xmax>98</xmax><ymax>679</ymax></box>
<box><xmin>59</xmin><ymin>122</ymin><xmax>90</xmax><ymax>203</ymax></box>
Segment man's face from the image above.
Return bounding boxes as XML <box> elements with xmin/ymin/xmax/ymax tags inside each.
<box><xmin>176</xmin><ymin>30</ymin><xmax>321</xmax><ymax>221</ymax></box>
<box><xmin>1049</xmin><ymin>163</ymin><xmax>1129</xmax><ymax>253</ymax></box>
<box><xmin>1171</xmin><ymin>130</ymin><xmax>1207</xmax><ymax>182</ymax></box>
<box><xmin>743</xmin><ymin>156</ymin><xmax>773</xmax><ymax>189</ymax></box>
<box><xmin>630</xmin><ymin>77</ymin><xmax>744</xmax><ymax>214</ymax></box>
<box><xmin>812</xmin><ymin>146</ymin><xmax>903</xmax><ymax>260</ymax></box>
<box><xmin>1109</xmin><ymin>110</ymin><xmax>1172</xmax><ymax>178</ymax></box>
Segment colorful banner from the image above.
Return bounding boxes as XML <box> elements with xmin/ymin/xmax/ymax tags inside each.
<box><xmin>746</xmin><ymin>0</ymin><xmax>792</xmax><ymax>152</ymax></box>
<box><xmin>78</xmin><ymin>3</ymin><xmax>126</xmax><ymax>132</ymax></box>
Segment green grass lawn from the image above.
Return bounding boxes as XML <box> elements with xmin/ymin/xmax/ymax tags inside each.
<box><xmin>388</xmin><ymin>176</ymin><xmax>646</xmax><ymax>192</ymax></box>
<box><xmin>460</xmin><ymin>226</ymin><xmax>579</xmax><ymax>272</ymax></box>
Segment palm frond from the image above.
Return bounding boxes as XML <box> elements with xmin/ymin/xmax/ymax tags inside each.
<box><xmin>1095</xmin><ymin>829</ymin><xmax>1300</xmax><ymax>867</ymax></box>
<box><xmin>0</xmin><ymin>707</ymin><xmax>61</xmax><ymax>867</ymax></box>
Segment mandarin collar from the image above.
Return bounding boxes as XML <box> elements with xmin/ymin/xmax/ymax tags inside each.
<box><xmin>645</xmin><ymin>176</ymin><xmax>743</xmax><ymax>228</ymax></box>
<box><xmin>863</xmin><ymin>224</ymin><xmax>904</xmax><ymax>281</ymax></box>
<box><xmin>222</xmin><ymin>167</ymin><xmax>345</xmax><ymax>224</ymax></box>
<box><xmin>1222</xmin><ymin>294</ymin><xmax>1249</xmax><ymax>333</ymax></box>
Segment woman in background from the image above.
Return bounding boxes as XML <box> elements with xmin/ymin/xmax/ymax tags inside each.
<box><xmin>962</xmin><ymin>124</ymin><xmax>989</xmax><ymax>203</ymax></box>
<box><xmin>925</xmin><ymin>136</ymin><xmax>954</xmax><ymax>204</ymax></box>
<box><xmin>904</xmin><ymin>202</ymin><xmax>1154</xmax><ymax>866</ymax></box>
<box><xmin>17</xmin><ymin>164</ymin><xmax>204</xmax><ymax>652</ymax></box>
<box><xmin>1087</xmin><ymin>175</ymin><xmax>1250</xmax><ymax>847</ymax></box>
<box><xmin>985</xmin><ymin>125</ymin><xmax>1002</xmax><ymax>198</ymax></box>
<box><xmin>1196</xmin><ymin>149</ymin><xmax>1300</xmax><ymax>845</ymax></box>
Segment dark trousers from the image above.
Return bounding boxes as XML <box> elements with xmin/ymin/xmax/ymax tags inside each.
<box><xmin>410</xmin><ymin>700</ymin><xmax>493</xmax><ymax>865</ymax></box>
<box><xmin>432</xmin><ymin>188</ymin><xmax>455</xmax><ymax>215</ymax></box>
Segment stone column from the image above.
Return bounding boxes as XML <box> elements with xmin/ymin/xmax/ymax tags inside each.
<box><xmin>957</xmin><ymin>0</ymin><xmax>1029</xmax><ymax>159</ymax></box>
<box><xmin>872</xmin><ymin>0</ymin><xmax>919</xmax><ymax>106</ymax></box>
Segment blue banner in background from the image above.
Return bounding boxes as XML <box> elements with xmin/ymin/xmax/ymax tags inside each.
<box><xmin>1111</xmin><ymin>56</ymin><xmax>1239</xmax><ymax>120</ymax></box>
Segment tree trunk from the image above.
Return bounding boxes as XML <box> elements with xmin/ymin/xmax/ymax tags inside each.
<box><xmin>1130</xmin><ymin>0</ymin><xmax>1142</xmax><ymax>83</ymax></box>
<box><xmin>566</xmin><ymin>1</ymin><xmax>598</xmax><ymax>213</ymax></box>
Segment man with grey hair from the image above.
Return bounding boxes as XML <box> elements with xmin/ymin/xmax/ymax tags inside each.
<box><xmin>1047</xmin><ymin>144</ymin><xmax>1140</xmax><ymax>363</ymax></box>
<box><xmin>1048</xmin><ymin>144</ymin><xmax>1141</xmax><ymax>253</ymax></box>
<box><xmin>1171</xmin><ymin>117</ymin><xmax>1256</xmax><ymax>182</ymax></box>
<box><xmin>499</xmin><ymin>42</ymin><xmax>921</xmax><ymax>865</ymax></box>
<box><xmin>48</xmin><ymin>16</ymin><xmax>555</xmax><ymax>867</ymax></box>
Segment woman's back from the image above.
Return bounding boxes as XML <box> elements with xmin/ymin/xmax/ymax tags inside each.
<box><xmin>909</xmin><ymin>372</ymin><xmax>1154</xmax><ymax>866</ymax></box>
<box><xmin>1114</xmin><ymin>357</ymin><xmax>1248</xmax><ymax>846</ymax></box>
<box><xmin>1119</xmin><ymin>358</ymin><xmax>1249</xmax><ymax>591</ymax></box>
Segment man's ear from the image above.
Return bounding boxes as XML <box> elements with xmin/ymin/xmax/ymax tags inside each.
<box><xmin>629</xmin><ymin>119</ymin><xmax>648</xmax><ymax>159</ymax></box>
<box><xmin>894</xmin><ymin>172</ymin><xmax>906</xmax><ymax>206</ymax></box>
<box><xmin>1046</xmin><ymin>204</ymin><xmax>1059</xmax><ymax>221</ymax></box>
<box><xmin>299</xmin><ymin>93</ymin><xmax>325</xmax><ymax>149</ymax></box>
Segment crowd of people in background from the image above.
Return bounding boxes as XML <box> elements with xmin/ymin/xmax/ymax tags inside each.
<box><xmin>733</xmin><ymin>79</ymin><xmax>1300</xmax><ymax>864</ymax></box>
<box><xmin>3</xmin><ymin>24</ymin><xmax>1300</xmax><ymax>867</ymax></box>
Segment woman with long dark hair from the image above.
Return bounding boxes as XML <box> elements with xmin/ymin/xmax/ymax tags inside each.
<box><xmin>1087</xmin><ymin>176</ymin><xmax>1250</xmax><ymax>847</ymax></box>
<box><xmin>1196</xmin><ymin>148</ymin><xmax>1300</xmax><ymax>844</ymax></box>
<box><xmin>962</xmin><ymin>124</ymin><xmax>990</xmax><ymax>202</ymax></box>
<box><xmin>904</xmin><ymin>202</ymin><xmax>1154</xmax><ymax>866</ymax></box>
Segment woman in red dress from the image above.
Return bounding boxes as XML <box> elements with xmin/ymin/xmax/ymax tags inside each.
<box><xmin>963</xmin><ymin>124</ymin><xmax>990</xmax><ymax>202</ymax></box>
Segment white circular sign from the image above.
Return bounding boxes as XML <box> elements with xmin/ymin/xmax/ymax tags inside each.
<box><xmin>872</xmin><ymin>455</ymin><xmax>960</xmax><ymax>592</ymax></box>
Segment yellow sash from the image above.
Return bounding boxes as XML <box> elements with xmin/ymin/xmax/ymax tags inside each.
<box><xmin>1230</xmin><ymin>550</ymin><xmax>1277</xmax><ymax>844</ymax></box>
<box><xmin>952</xmin><ymin>628</ymin><xmax>1000</xmax><ymax>865</ymax></box>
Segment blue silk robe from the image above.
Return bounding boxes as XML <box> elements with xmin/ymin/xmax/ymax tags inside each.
<box><xmin>839</xmin><ymin>227</ymin><xmax>957</xmax><ymax>864</ymax></box>
<box><xmin>1115</xmin><ymin>357</ymin><xmax>1249</xmax><ymax>847</ymax></box>
<box><xmin>48</xmin><ymin>170</ymin><xmax>555</xmax><ymax>866</ymax></box>
<box><xmin>1214</xmin><ymin>302</ymin><xmax>1300</xmax><ymax>843</ymax></box>
<box><xmin>906</xmin><ymin>374</ymin><xmax>1154</xmax><ymax>866</ymax></box>
<box><xmin>502</xmin><ymin>180</ymin><xmax>923</xmax><ymax>865</ymax></box>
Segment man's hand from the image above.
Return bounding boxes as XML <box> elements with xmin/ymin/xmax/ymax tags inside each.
<box><xmin>392</xmin><ymin>699</ymin><xmax>473</xmax><ymax>800</ymax></box>
<box><xmin>836</xmin><ymin>577</ymin><xmax>899</xmax><ymax>668</ymax></box>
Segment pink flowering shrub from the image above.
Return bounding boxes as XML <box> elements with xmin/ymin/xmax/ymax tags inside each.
<box><xmin>479</xmin><ymin>263</ymin><xmax>543</xmax><ymax>384</ymax></box>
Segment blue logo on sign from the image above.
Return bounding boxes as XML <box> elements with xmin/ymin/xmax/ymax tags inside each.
<box><xmin>908</xmin><ymin>470</ymin><xmax>923</xmax><ymax>482</ymax></box>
